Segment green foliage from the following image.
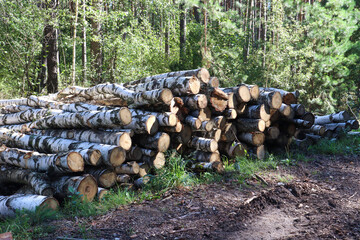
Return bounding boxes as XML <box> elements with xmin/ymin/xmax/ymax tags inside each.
<box><xmin>0</xmin><ymin>206</ymin><xmax>58</xmax><ymax>239</ymax></box>
<box><xmin>308</xmin><ymin>134</ymin><xmax>360</xmax><ymax>155</ymax></box>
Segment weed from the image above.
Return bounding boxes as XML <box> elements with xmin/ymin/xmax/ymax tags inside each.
<box><xmin>309</xmin><ymin>135</ymin><xmax>360</xmax><ymax>155</ymax></box>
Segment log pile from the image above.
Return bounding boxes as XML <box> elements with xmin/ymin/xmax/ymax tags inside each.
<box><xmin>0</xmin><ymin>67</ymin><xmax>358</xmax><ymax>217</ymax></box>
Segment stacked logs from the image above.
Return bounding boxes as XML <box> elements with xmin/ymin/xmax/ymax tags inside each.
<box><xmin>0</xmin><ymin>68</ymin><xmax>357</xmax><ymax>217</ymax></box>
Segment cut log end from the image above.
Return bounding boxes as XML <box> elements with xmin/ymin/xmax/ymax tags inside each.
<box><xmin>239</xmin><ymin>85</ymin><xmax>251</xmax><ymax>102</ymax></box>
<box><xmin>159</xmin><ymin>89</ymin><xmax>173</xmax><ymax>104</ymax></box>
<box><xmin>250</xmin><ymin>85</ymin><xmax>260</xmax><ymax>100</ymax></box>
<box><xmin>198</xmin><ymin>68</ymin><xmax>210</xmax><ymax>83</ymax></box>
<box><xmin>168</xmin><ymin>113</ymin><xmax>178</xmax><ymax>127</ymax></box>
<box><xmin>253</xmin><ymin>132</ymin><xmax>266</xmax><ymax>146</ymax></box>
<box><xmin>77</xmin><ymin>175</ymin><xmax>98</xmax><ymax>202</ymax></box>
<box><xmin>119</xmin><ymin>108</ymin><xmax>132</xmax><ymax>126</ymax></box>
<box><xmin>157</xmin><ymin>133</ymin><xmax>171</xmax><ymax>152</ymax></box>
<box><xmin>153</xmin><ymin>152</ymin><xmax>166</xmax><ymax>169</ymax></box>
<box><xmin>40</xmin><ymin>197</ymin><xmax>59</xmax><ymax>210</ymax></box>
<box><xmin>146</xmin><ymin>115</ymin><xmax>159</xmax><ymax>135</ymax></box>
<box><xmin>189</xmin><ymin>76</ymin><xmax>201</xmax><ymax>94</ymax></box>
<box><xmin>89</xmin><ymin>150</ymin><xmax>102</xmax><ymax>166</ymax></box>
<box><xmin>256</xmin><ymin>145</ymin><xmax>266</xmax><ymax>160</ymax></box>
<box><xmin>260</xmin><ymin>104</ymin><xmax>271</xmax><ymax>121</ymax></box>
<box><xmin>118</xmin><ymin>132</ymin><xmax>132</xmax><ymax>151</ymax></box>
<box><xmin>67</xmin><ymin>152</ymin><xmax>84</xmax><ymax>172</ymax></box>
<box><xmin>99</xmin><ymin>170</ymin><xmax>116</xmax><ymax>188</ymax></box>
<box><xmin>258</xmin><ymin>120</ymin><xmax>266</xmax><ymax>132</ymax></box>
<box><xmin>109</xmin><ymin>147</ymin><xmax>126</xmax><ymax>167</ymax></box>
<box><xmin>210</xmin><ymin>140</ymin><xmax>218</xmax><ymax>153</ymax></box>
<box><xmin>271</xmin><ymin>91</ymin><xmax>283</xmax><ymax>109</ymax></box>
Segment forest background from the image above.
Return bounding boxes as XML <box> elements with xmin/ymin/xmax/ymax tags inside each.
<box><xmin>0</xmin><ymin>0</ymin><xmax>359</xmax><ymax>114</ymax></box>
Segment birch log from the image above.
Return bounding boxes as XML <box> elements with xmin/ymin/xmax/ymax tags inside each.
<box><xmin>181</xmin><ymin>94</ymin><xmax>208</xmax><ymax>110</ymax></box>
<box><xmin>0</xmin><ymin>129</ymin><xmax>125</xmax><ymax>167</ymax></box>
<box><xmin>126</xmin><ymin>146</ymin><xmax>143</xmax><ymax>161</ymax></box>
<box><xmin>124</xmin><ymin>68</ymin><xmax>210</xmax><ymax>85</ymax></box>
<box><xmin>114</xmin><ymin>161</ymin><xmax>140</xmax><ymax>175</ymax></box>
<box><xmin>0</xmin><ymin>109</ymin><xmax>63</xmax><ymax>126</ymax></box>
<box><xmin>142</xmin><ymin>152</ymin><xmax>166</xmax><ymax>169</ymax></box>
<box><xmin>220</xmin><ymin>86</ymin><xmax>251</xmax><ymax>103</ymax></box>
<box><xmin>220</xmin><ymin>123</ymin><xmax>237</xmax><ymax>142</ymax></box>
<box><xmin>129</xmin><ymin>109</ymin><xmax>177</xmax><ymax>127</ymax></box>
<box><xmin>135</xmin><ymin>132</ymin><xmax>170</xmax><ymax>152</ymax></box>
<box><xmin>86</xmin><ymin>168</ymin><xmax>116</xmax><ymax>188</ymax></box>
<box><xmin>122</xmin><ymin>114</ymin><xmax>158</xmax><ymax>135</ymax></box>
<box><xmin>0</xmin><ymin>194</ymin><xmax>59</xmax><ymax>218</ymax></box>
<box><xmin>0</xmin><ymin>166</ymin><xmax>53</xmax><ymax>196</ymax></box>
<box><xmin>218</xmin><ymin>141</ymin><xmax>247</xmax><ymax>158</ymax></box>
<box><xmin>241</xmin><ymin>104</ymin><xmax>270</xmax><ymax>121</ymax></box>
<box><xmin>0</xmin><ymin>146</ymin><xmax>84</xmax><ymax>173</ymax></box>
<box><xmin>52</xmin><ymin>175</ymin><xmax>97</xmax><ymax>201</ymax></box>
<box><xmin>30</xmin><ymin>128</ymin><xmax>132</xmax><ymax>150</ymax></box>
<box><xmin>235</xmin><ymin>118</ymin><xmax>266</xmax><ymax>132</ymax></box>
<box><xmin>257</xmin><ymin>91</ymin><xmax>282</xmax><ymax>109</ymax></box>
<box><xmin>125</xmin><ymin>76</ymin><xmax>201</xmax><ymax>96</ymax></box>
<box><xmin>237</xmin><ymin>132</ymin><xmax>265</xmax><ymax>146</ymax></box>
<box><xmin>188</xmin><ymin>137</ymin><xmax>218</xmax><ymax>152</ymax></box>
<box><xmin>1</xmin><ymin>105</ymin><xmax>33</xmax><ymax>114</ymax></box>
<box><xmin>192</xmin><ymin>151</ymin><xmax>221</xmax><ymax>162</ymax></box>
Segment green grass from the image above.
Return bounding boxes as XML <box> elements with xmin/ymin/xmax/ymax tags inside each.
<box><xmin>308</xmin><ymin>134</ymin><xmax>360</xmax><ymax>155</ymax></box>
<box><xmin>0</xmin><ymin>147</ymin><xmax>331</xmax><ymax>239</ymax></box>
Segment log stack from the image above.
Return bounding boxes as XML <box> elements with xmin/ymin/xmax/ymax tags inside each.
<box><xmin>0</xmin><ymin>67</ymin><xmax>357</xmax><ymax>217</ymax></box>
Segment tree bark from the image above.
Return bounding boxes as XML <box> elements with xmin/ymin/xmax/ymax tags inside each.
<box><xmin>30</xmin><ymin>128</ymin><xmax>132</xmax><ymax>150</ymax></box>
<box><xmin>237</xmin><ymin>132</ymin><xmax>265</xmax><ymax>146</ymax></box>
<box><xmin>0</xmin><ymin>166</ymin><xmax>53</xmax><ymax>196</ymax></box>
<box><xmin>0</xmin><ymin>109</ymin><xmax>63</xmax><ymax>126</ymax></box>
<box><xmin>141</xmin><ymin>152</ymin><xmax>165</xmax><ymax>169</ymax></box>
<box><xmin>114</xmin><ymin>161</ymin><xmax>140</xmax><ymax>175</ymax></box>
<box><xmin>236</xmin><ymin>118</ymin><xmax>266</xmax><ymax>132</ymax></box>
<box><xmin>90</xmin><ymin>0</ymin><xmax>103</xmax><ymax>84</ymax></box>
<box><xmin>86</xmin><ymin>168</ymin><xmax>116</xmax><ymax>188</ymax></box>
<box><xmin>126</xmin><ymin>146</ymin><xmax>143</xmax><ymax>161</ymax></box>
<box><xmin>122</xmin><ymin>114</ymin><xmax>158</xmax><ymax>135</ymax></box>
<box><xmin>220</xmin><ymin>86</ymin><xmax>251</xmax><ymax>103</ymax></box>
<box><xmin>188</xmin><ymin>136</ymin><xmax>218</xmax><ymax>152</ymax></box>
<box><xmin>52</xmin><ymin>175</ymin><xmax>97</xmax><ymax>201</ymax></box>
<box><xmin>125</xmin><ymin>76</ymin><xmax>201</xmax><ymax>96</ymax></box>
<box><xmin>0</xmin><ymin>146</ymin><xmax>84</xmax><ymax>173</ymax></box>
<box><xmin>0</xmin><ymin>194</ymin><xmax>59</xmax><ymax>218</ymax></box>
<box><xmin>179</xmin><ymin>2</ymin><xmax>186</xmax><ymax>67</ymax></box>
<box><xmin>240</xmin><ymin>104</ymin><xmax>270</xmax><ymax>121</ymax></box>
<box><xmin>129</xmin><ymin>109</ymin><xmax>177</xmax><ymax>127</ymax></box>
<box><xmin>134</xmin><ymin>132</ymin><xmax>170</xmax><ymax>152</ymax></box>
<box><xmin>181</xmin><ymin>94</ymin><xmax>208</xmax><ymax>110</ymax></box>
<box><xmin>0</xmin><ymin>129</ymin><xmax>125</xmax><ymax>167</ymax></box>
<box><xmin>220</xmin><ymin>123</ymin><xmax>237</xmax><ymax>142</ymax></box>
<box><xmin>218</xmin><ymin>141</ymin><xmax>247</xmax><ymax>158</ymax></box>
<box><xmin>124</xmin><ymin>68</ymin><xmax>210</xmax><ymax>86</ymax></box>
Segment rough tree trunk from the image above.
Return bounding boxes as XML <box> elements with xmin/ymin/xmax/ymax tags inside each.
<box><xmin>0</xmin><ymin>109</ymin><xmax>63</xmax><ymax>126</ymax></box>
<box><xmin>0</xmin><ymin>166</ymin><xmax>53</xmax><ymax>196</ymax></box>
<box><xmin>134</xmin><ymin>132</ymin><xmax>170</xmax><ymax>152</ymax></box>
<box><xmin>30</xmin><ymin>128</ymin><xmax>132</xmax><ymax>150</ymax></box>
<box><xmin>0</xmin><ymin>194</ymin><xmax>59</xmax><ymax>218</ymax></box>
<box><xmin>85</xmin><ymin>168</ymin><xmax>116</xmax><ymax>188</ymax></box>
<box><xmin>235</xmin><ymin>118</ymin><xmax>266</xmax><ymax>132</ymax></box>
<box><xmin>188</xmin><ymin>136</ymin><xmax>218</xmax><ymax>152</ymax></box>
<box><xmin>0</xmin><ymin>129</ymin><xmax>125</xmax><ymax>167</ymax></box>
<box><xmin>129</xmin><ymin>109</ymin><xmax>177</xmax><ymax>127</ymax></box>
<box><xmin>0</xmin><ymin>146</ymin><xmax>84</xmax><ymax>173</ymax></box>
<box><xmin>52</xmin><ymin>175</ymin><xmax>97</xmax><ymax>201</ymax></box>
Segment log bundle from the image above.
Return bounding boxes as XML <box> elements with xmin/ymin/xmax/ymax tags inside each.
<box><xmin>0</xmin><ymin>67</ymin><xmax>358</xmax><ymax>217</ymax></box>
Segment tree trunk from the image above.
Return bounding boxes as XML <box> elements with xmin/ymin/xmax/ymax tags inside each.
<box><xmin>190</xmin><ymin>161</ymin><xmax>224</xmax><ymax>173</ymax></box>
<box><xmin>188</xmin><ymin>136</ymin><xmax>218</xmax><ymax>152</ymax></box>
<box><xmin>0</xmin><ymin>194</ymin><xmax>59</xmax><ymax>218</ymax></box>
<box><xmin>290</xmin><ymin>104</ymin><xmax>305</xmax><ymax>117</ymax></box>
<box><xmin>90</xmin><ymin>0</ymin><xmax>103</xmax><ymax>84</ymax></box>
<box><xmin>192</xmin><ymin>151</ymin><xmax>221</xmax><ymax>162</ymax></box>
<box><xmin>85</xmin><ymin>168</ymin><xmax>116</xmax><ymax>188</ymax></box>
<box><xmin>235</xmin><ymin>118</ymin><xmax>266</xmax><ymax>132</ymax></box>
<box><xmin>126</xmin><ymin>146</ymin><xmax>143</xmax><ymax>161</ymax></box>
<box><xmin>28</xmin><ymin>108</ymin><xmax>131</xmax><ymax>129</ymax></box>
<box><xmin>0</xmin><ymin>105</ymin><xmax>33</xmax><ymax>114</ymax></box>
<box><xmin>220</xmin><ymin>86</ymin><xmax>251</xmax><ymax>103</ymax></box>
<box><xmin>0</xmin><ymin>166</ymin><xmax>53</xmax><ymax>196</ymax></box>
<box><xmin>181</xmin><ymin>94</ymin><xmax>208</xmax><ymax>110</ymax></box>
<box><xmin>116</xmin><ymin>174</ymin><xmax>131</xmax><ymax>183</ymax></box>
<box><xmin>179</xmin><ymin>2</ymin><xmax>186</xmax><ymax>67</ymax></box>
<box><xmin>125</xmin><ymin>76</ymin><xmax>201</xmax><ymax>96</ymax></box>
<box><xmin>114</xmin><ymin>161</ymin><xmax>140</xmax><ymax>175</ymax></box>
<box><xmin>82</xmin><ymin>0</ymin><xmax>87</xmax><ymax>82</ymax></box>
<box><xmin>240</xmin><ymin>104</ymin><xmax>270</xmax><ymax>121</ymax></box>
<box><xmin>30</xmin><ymin>128</ymin><xmax>132</xmax><ymax>150</ymax></box>
<box><xmin>190</xmin><ymin>108</ymin><xmax>211</xmax><ymax>121</ymax></box>
<box><xmin>0</xmin><ymin>109</ymin><xmax>63</xmax><ymax>126</ymax></box>
<box><xmin>0</xmin><ymin>129</ymin><xmax>126</xmax><ymax>167</ymax></box>
<box><xmin>237</xmin><ymin>132</ymin><xmax>265</xmax><ymax>146</ymax></box>
<box><xmin>218</xmin><ymin>141</ymin><xmax>247</xmax><ymax>158</ymax></box>
<box><xmin>220</xmin><ymin>123</ymin><xmax>237</xmax><ymax>142</ymax></box>
<box><xmin>123</xmin><ymin>68</ymin><xmax>210</xmax><ymax>86</ymax></box>
<box><xmin>0</xmin><ymin>146</ymin><xmax>84</xmax><ymax>173</ymax></box>
<box><xmin>256</xmin><ymin>90</ymin><xmax>282</xmax><ymax>109</ymax></box>
<box><xmin>129</xmin><ymin>109</ymin><xmax>177</xmax><ymax>127</ymax></box>
<box><xmin>122</xmin><ymin>114</ymin><xmax>158</xmax><ymax>135</ymax></box>
<box><xmin>71</xmin><ymin>0</ymin><xmax>79</xmax><ymax>85</ymax></box>
<box><xmin>134</xmin><ymin>132</ymin><xmax>170</xmax><ymax>152</ymax></box>
<box><xmin>141</xmin><ymin>152</ymin><xmax>166</xmax><ymax>169</ymax></box>
<box><xmin>97</xmin><ymin>187</ymin><xmax>109</xmax><ymax>201</ymax></box>
<box><xmin>184</xmin><ymin>116</ymin><xmax>201</xmax><ymax>130</ymax></box>
<box><xmin>52</xmin><ymin>175</ymin><xmax>97</xmax><ymax>201</ymax></box>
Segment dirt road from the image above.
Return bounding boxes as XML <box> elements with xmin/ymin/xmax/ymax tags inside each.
<box><xmin>46</xmin><ymin>154</ymin><xmax>360</xmax><ymax>240</ymax></box>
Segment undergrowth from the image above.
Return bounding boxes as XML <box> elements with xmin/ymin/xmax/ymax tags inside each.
<box><xmin>2</xmin><ymin>134</ymin><xmax>359</xmax><ymax>239</ymax></box>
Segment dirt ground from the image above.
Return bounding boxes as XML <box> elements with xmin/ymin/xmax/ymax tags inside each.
<box><xmin>45</xmin><ymin>153</ymin><xmax>360</xmax><ymax>240</ymax></box>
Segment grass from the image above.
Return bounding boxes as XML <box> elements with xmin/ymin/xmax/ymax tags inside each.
<box><xmin>308</xmin><ymin>134</ymin><xmax>360</xmax><ymax>155</ymax></box>
<box><xmin>2</xmin><ymin>135</ymin><xmax>359</xmax><ymax>239</ymax></box>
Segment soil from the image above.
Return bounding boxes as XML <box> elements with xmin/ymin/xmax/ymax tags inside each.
<box><xmin>44</xmin><ymin>153</ymin><xmax>360</xmax><ymax>240</ymax></box>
